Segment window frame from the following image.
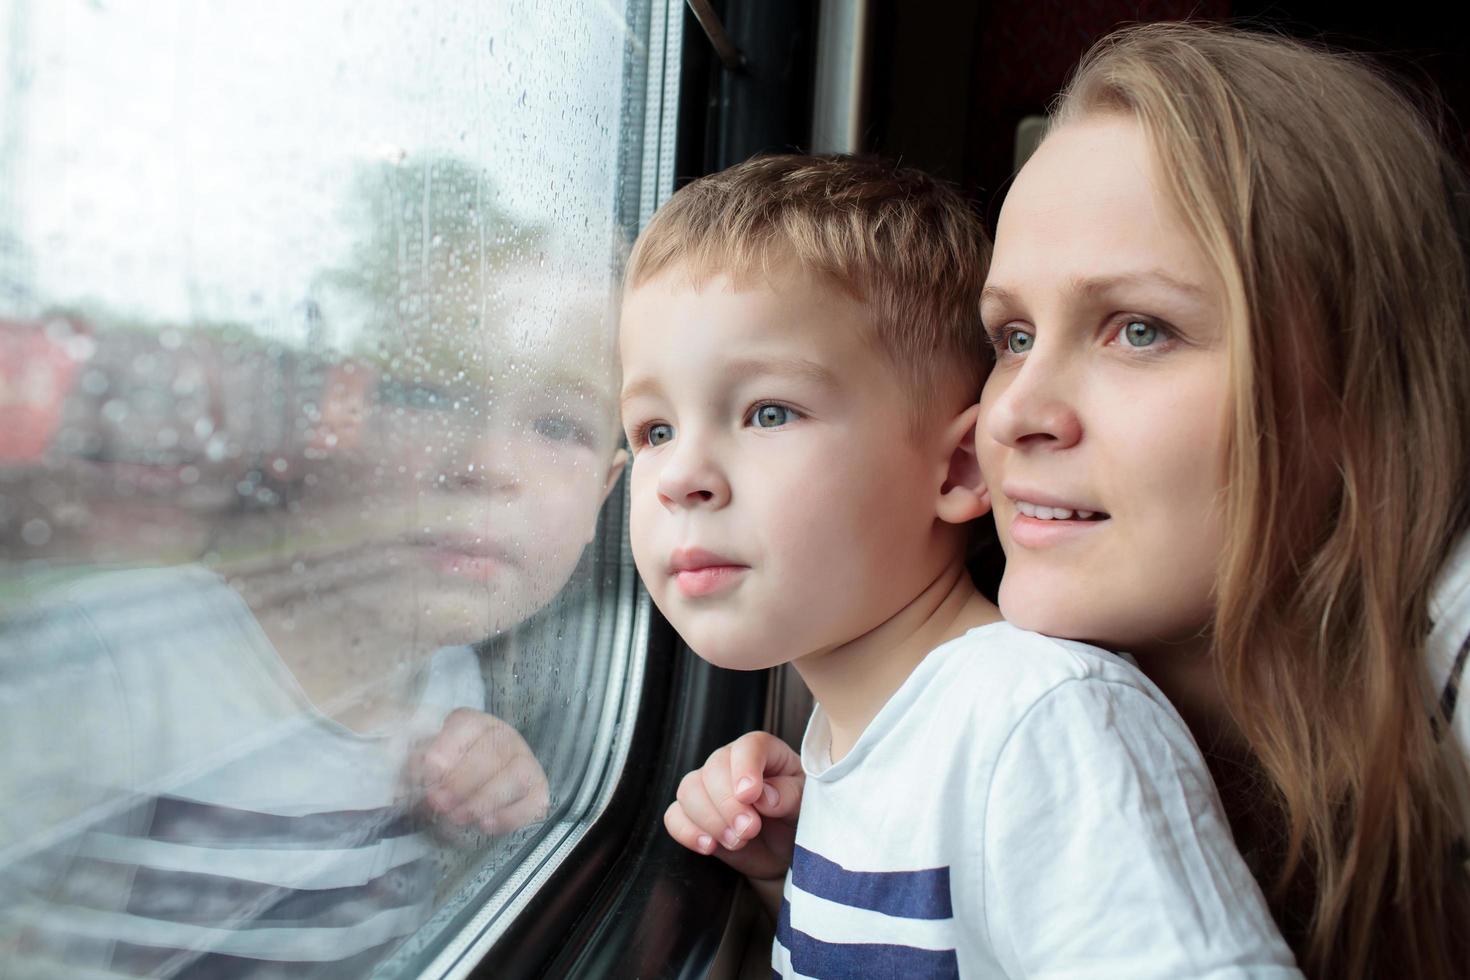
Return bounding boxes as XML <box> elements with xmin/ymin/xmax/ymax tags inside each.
<box><xmin>378</xmin><ymin>2</ymin><xmax>687</xmax><ymax>976</ymax></box>
<box><xmin>459</xmin><ymin>2</ymin><xmax>822</xmax><ymax>977</ymax></box>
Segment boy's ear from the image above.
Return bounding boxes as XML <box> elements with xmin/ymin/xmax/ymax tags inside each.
<box><xmin>935</xmin><ymin>403</ymin><xmax>990</xmax><ymax>525</ymax></box>
<box><xmin>583</xmin><ymin>449</ymin><xmax>630</xmax><ymax>545</ymax></box>
<box><xmin>600</xmin><ymin>448</ymin><xmax>629</xmax><ymax>506</ymax></box>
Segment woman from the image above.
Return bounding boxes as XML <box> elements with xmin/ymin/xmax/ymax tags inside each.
<box><xmin>976</xmin><ymin>22</ymin><xmax>1470</xmax><ymax>979</ymax></box>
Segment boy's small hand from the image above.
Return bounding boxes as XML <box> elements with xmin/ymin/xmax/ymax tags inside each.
<box><xmin>664</xmin><ymin>730</ymin><xmax>804</xmax><ymax>883</ymax></box>
<box><xmin>417</xmin><ymin>708</ymin><xmax>549</xmax><ymax>836</ymax></box>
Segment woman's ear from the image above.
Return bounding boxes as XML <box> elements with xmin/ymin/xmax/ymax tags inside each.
<box><xmin>936</xmin><ymin>403</ymin><xmax>990</xmax><ymax>525</ymax></box>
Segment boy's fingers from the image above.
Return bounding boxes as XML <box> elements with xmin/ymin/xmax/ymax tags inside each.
<box><xmin>665</xmin><ymin>801</ymin><xmax>717</xmax><ymax>855</ymax></box>
<box><xmin>753</xmin><ymin>774</ymin><xmax>805</xmax><ymax>820</ymax></box>
<box><xmin>729</xmin><ymin>731</ymin><xmax>802</xmax><ymax>802</ymax></box>
<box><xmin>667</xmin><ymin>797</ymin><xmax>793</xmax><ymax>881</ymax></box>
<box><xmin>675</xmin><ymin>770</ymin><xmax>731</xmax><ymax>840</ymax></box>
<box><xmin>699</xmin><ymin>752</ymin><xmax>735</xmax><ymax>806</ymax></box>
<box><xmin>728</xmin><ymin>734</ymin><xmax>767</xmax><ymax>803</ymax></box>
<box><xmin>667</xmin><ymin>801</ymin><xmax>784</xmax><ymax>879</ymax></box>
<box><xmin>698</xmin><ymin>757</ymin><xmax>760</xmax><ymax>845</ymax></box>
<box><xmin>696</xmin><ymin>752</ymin><xmax>752</xmax><ymax>828</ymax></box>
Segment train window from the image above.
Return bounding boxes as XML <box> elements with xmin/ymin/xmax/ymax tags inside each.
<box><xmin>0</xmin><ymin>1</ymin><xmax>679</xmax><ymax>977</ymax></box>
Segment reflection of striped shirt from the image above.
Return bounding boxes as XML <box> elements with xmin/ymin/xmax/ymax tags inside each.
<box><xmin>16</xmin><ymin>797</ymin><xmax>435</xmax><ymax>978</ymax></box>
<box><xmin>0</xmin><ymin>566</ymin><xmax>484</xmax><ymax>978</ymax></box>
<box><xmin>773</xmin><ymin>623</ymin><xmax>1300</xmax><ymax>979</ymax></box>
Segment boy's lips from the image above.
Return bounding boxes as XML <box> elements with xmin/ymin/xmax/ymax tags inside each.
<box><xmin>668</xmin><ymin>547</ymin><xmax>748</xmax><ymax>598</ymax></box>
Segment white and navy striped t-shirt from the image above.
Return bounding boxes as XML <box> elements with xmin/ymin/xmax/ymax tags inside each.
<box><xmin>773</xmin><ymin>622</ymin><xmax>1301</xmax><ymax>979</ymax></box>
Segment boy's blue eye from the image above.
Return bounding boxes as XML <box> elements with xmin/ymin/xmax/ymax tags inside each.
<box><xmin>646</xmin><ymin>422</ymin><xmax>674</xmax><ymax>446</ymax></box>
<box><xmin>752</xmin><ymin>404</ymin><xmax>794</xmax><ymax>428</ymax></box>
<box><xmin>1006</xmin><ymin>330</ymin><xmax>1034</xmax><ymax>354</ymax></box>
<box><xmin>1123</xmin><ymin>320</ymin><xmax>1158</xmax><ymax>347</ymax></box>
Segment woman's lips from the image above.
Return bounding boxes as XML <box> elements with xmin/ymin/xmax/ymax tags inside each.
<box><xmin>1001</xmin><ymin>487</ymin><xmax>1111</xmax><ymax>550</ymax></box>
<box><xmin>1008</xmin><ymin>511</ymin><xmax>1110</xmax><ymax>549</ymax></box>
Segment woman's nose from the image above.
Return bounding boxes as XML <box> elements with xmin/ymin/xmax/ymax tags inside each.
<box><xmin>984</xmin><ymin>358</ymin><xmax>1083</xmax><ymax>451</ymax></box>
<box><xmin>655</xmin><ymin>438</ymin><xmax>730</xmax><ymax>511</ymax></box>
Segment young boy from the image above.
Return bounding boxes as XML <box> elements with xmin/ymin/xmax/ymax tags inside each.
<box><xmin>619</xmin><ymin>155</ymin><xmax>1300</xmax><ymax>977</ymax></box>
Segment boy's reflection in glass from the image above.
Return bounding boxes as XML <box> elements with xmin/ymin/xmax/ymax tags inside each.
<box><xmin>0</xmin><ymin>279</ymin><xmax>625</xmax><ymax>978</ymax></box>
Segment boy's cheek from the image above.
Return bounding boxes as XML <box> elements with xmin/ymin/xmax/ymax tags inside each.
<box><xmin>624</xmin><ymin>498</ymin><xmax>662</xmax><ymax>590</ymax></box>
<box><xmin>625</xmin><ymin>465</ymin><xmax>660</xmax><ymax>541</ymax></box>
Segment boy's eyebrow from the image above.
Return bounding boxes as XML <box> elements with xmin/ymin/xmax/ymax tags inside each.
<box><xmin>619</xmin><ymin>375</ymin><xmax>664</xmax><ymax>407</ymax></box>
<box><xmin>725</xmin><ymin>355</ymin><xmax>841</xmax><ymax>390</ymax></box>
<box><xmin>620</xmin><ymin>356</ymin><xmax>841</xmax><ymax>407</ymax></box>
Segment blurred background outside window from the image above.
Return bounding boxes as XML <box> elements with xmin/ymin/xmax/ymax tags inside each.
<box><xmin>0</xmin><ymin>1</ymin><xmax>667</xmax><ymax>976</ymax></box>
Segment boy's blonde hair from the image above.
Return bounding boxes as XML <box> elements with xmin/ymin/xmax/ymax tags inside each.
<box><xmin>626</xmin><ymin>154</ymin><xmax>992</xmax><ymax>418</ymax></box>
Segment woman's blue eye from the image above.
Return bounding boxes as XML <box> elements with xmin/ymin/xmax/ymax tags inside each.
<box><xmin>1006</xmin><ymin>330</ymin><xmax>1034</xmax><ymax>354</ymax></box>
<box><xmin>1123</xmin><ymin>320</ymin><xmax>1158</xmax><ymax>347</ymax></box>
<box><xmin>752</xmin><ymin>404</ymin><xmax>794</xmax><ymax>428</ymax></box>
<box><xmin>646</xmin><ymin>422</ymin><xmax>674</xmax><ymax>446</ymax></box>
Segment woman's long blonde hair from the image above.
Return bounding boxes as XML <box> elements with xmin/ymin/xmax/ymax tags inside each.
<box><xmin>1056</xmin><ymin>22</ymin><xmax>1470</xmax><ymax>979</ymax></box>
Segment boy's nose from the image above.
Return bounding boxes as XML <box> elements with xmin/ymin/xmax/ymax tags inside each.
<box><xmin>655</xmin><ymin>449</ymin><xmax>730</xmax><ymax>511</ymax></box>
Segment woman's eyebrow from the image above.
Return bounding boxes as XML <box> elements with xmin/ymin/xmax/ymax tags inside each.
<box><xmin>1067</xmin><ymin>270</ymin><xmax>1210</xmax><ymax>300</ymax></box>
<box><xmin>980</xmin><ymin>284</ymin><xmax>1019</xmax><ymax>308</ymax></box>
<box><xmin>981</xmin><ymin>271</ymin><xmax>1210</xmax><ymax>311</ymax></box>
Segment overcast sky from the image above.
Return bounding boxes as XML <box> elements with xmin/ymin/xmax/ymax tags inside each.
<box><xmin>1</xmin><ymin>0</ymin><xmax>640</xmax><ymax>348</ymax></box>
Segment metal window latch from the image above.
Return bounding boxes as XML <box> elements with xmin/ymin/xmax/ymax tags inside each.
<box><xmin>685</xmin><ymin>0</ymin><xmax>746</xmax><ymax>72</ymax></box>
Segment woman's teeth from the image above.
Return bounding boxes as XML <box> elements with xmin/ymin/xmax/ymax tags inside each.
<box><xmin>1015</xmin><ymin>500</ymin><xmax>1096</xmax><ymax>521</ymax></box>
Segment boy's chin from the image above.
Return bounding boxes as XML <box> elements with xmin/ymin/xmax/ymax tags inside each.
<box><xmin>681</xmin><ymin>638</ymin><xmax>791</xmax><ymax>673</ymax></box>
<box><xmin>652</xmin><ymin>598</ymin><xmax>801</xmax><ymax>671</ymax></box>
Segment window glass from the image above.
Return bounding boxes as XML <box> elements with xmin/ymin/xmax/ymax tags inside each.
<box><xmin>0</xmin><ymin>1</ymin><xmax>668</xmax><ymax>976</ymax></box>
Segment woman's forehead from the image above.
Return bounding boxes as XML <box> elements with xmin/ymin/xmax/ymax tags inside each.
<box><xmin>1002</xmin><ymin>118</ymin><xmax>1158</xmax><ymax>238</ymax></box>
<box><xmin>990</xmin><ymin>116</ymin><xmax>1214</xmax><ymax>296</ymax></box>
